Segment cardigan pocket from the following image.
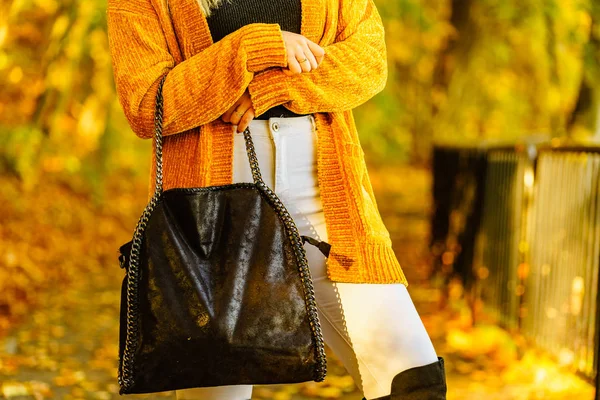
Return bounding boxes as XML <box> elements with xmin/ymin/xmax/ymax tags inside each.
<box><xmin>342</xmin><ymin>142</ymin><xmax>391</xmax><ymax>241</ymax></box>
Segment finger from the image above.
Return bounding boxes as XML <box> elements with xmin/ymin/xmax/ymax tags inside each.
<box><xmin>231</xmin><ymin>95</ymin><xmax>253</xmax><ymax>126</ymax></box>
<box><xmin>222</xmin><ymin>99</ymin><xmax>242</xmax><ymax>123</ymax></box>
<box><xmin>307</xmin><ymin>40</ymin><xmax>325</xmax><ymax>57</ymax></box>
<box><xmin>296</xmin><ymin>51</ymin><xmax>312</xmax><ymax>73</ymax></box>
<box><xmin>229</xmin><ymin>105</ymin><xmax>247</xmax><ymax>126</ymax></box>
<box><xmin>237</xmin><ymin>107</ymin><xmax>255</xmax><ymax>133</ymax></box>
<box><xmin>307</xmin><ymin>41</ymin><xmax>325</xmax><ymax>66</ymax></box>
<box><xmin>288</xmin><ymin>53</ymin><xmax>303</xmax><ymax>74</ymax></box>
<box><xmin>221</xmin><ymin>108</ymin><xmax>231</xmax><ymax>123</ymax></box>
<box><xmin>301</xmin><ymin>43</ymin><xmax>319</xmax><ymax>70</ymax></box>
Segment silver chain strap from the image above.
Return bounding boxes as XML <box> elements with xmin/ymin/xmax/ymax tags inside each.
<box><xmin>118</xmin><ymin>74</ymin><xmax>327</xmax><ymax>393</ymax></box>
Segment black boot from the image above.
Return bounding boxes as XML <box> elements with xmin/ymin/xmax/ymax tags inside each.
<box><xmin>361</xmin><ymin>357</ymin><xmax>447</xmax><ymax>400</ymax></box>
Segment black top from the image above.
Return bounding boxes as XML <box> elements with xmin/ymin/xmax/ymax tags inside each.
<box><xmin>206</xmin><ymin>0</ymin><xmax>310</xmax><ymax>120</ymax></box>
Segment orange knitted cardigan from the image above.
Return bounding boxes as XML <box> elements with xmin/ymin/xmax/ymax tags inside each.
<box><xmin>106</xmin><ymin>0</ymin><xmax>408</xmax><ymax>285</ymax></box>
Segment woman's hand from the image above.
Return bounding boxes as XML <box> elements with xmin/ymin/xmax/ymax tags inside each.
<box><xmin>221</xmin><ymin>33</ymin><xmax>325</xmax><ymax>132</ymax></box>
<box><xmin>221</xmin><ymin>88</ymin><xmax>255</xmax><ymax>133</ymax></box>
<box><xmin>281</xmin><ymin>31</ymin><xmax>325</xmax><ymax>75</ymax></box>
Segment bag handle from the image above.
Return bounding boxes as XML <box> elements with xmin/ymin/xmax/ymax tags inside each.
<box><xmin>152</xmin><ymin>74</ymin><xmax>267</xmax><ymax>196</ymax></box>
<box><xmin>151</xmin><ymin>74</ymin><xmax>331</xmax><ymax>257</ymax></box>
<box><xmin>119</xmin><ymin>73</ymin><xmax>329</xmax><ymax>393</ymax></box>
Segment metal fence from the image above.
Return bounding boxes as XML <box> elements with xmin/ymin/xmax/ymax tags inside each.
<box><xmin>522</xmin><ymin>149</ymin><xmax>600</xmax><ymax>380</ymax></box>
<box><xmin>430</xmin><ymin>142</ymin><xmax>600</xmax><ymax>384</ymax></box>
<box><xmin>473</xmin><ymin>149</ymin><xmax>534</xmax><ymax>332</ymax></box>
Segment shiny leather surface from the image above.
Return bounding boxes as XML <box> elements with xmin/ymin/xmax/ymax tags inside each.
<box><xmin>118</xmin><ymin>182</ymin><xmax>319</xmax><ymax>393</ymax></box>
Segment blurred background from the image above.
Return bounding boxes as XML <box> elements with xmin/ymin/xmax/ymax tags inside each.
<box><xmin>1</xmin><ymin>0</ymin><xmax>600</xmax><ymax>399</ymax></box>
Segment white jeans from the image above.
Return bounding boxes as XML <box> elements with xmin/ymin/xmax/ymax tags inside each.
<box><xmin>175</xmin><ymin>115</ymin><xmax>438</xmax><ymax>400</ymax></box>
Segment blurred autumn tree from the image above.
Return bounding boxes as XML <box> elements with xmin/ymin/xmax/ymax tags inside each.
<box><xmin>363</xmin><ymin>0</ymin><xmax>600</xmax><ymax>164</ymax></box>
<box><xmin>0</xmin><ymin>0</ymin><xmax>146</xmax><ymax>200</ymax></box>
<box><xmin>0</xmin><ymin>0</ymin><xmax>600</xmax><ymax>330</ymax></box>
<box><xmin>1</xmin><ymin>0</ymin><xmax>600</xmax><ymax>188</ymax></box>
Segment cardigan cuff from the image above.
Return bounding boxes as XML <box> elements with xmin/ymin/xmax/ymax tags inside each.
<box><xmin>248</xmin><ymin>68</ymin><xmax>292</xmax><ymax>117</ymax></box>
<box><xmin>243</xmin><ymin>23</ymin><xmax>288</xmax><ymax>73</ymax></box>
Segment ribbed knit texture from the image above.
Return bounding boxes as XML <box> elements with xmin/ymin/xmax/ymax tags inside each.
<box><xmin>106</xmin><ymin>0</ymin><xmax>408</xmax><ymax>286</ymax></box>
<box><xmin>205</xmin><ymin>0</ymin><xmax>308</xmax><ymax>119</ymax></box>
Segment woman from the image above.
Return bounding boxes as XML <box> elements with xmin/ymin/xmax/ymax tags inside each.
<box><xmin>106</xmin><ymin>0</ymin><xmax>447</xmax><ymax>398</ymax></box>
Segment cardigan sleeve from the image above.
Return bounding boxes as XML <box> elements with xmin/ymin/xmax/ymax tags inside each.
<box><xmin>106</xmin><ymin>0</ymin><xmax>288</xmax><ymax>139</ymax></box>
<box><xmin>246</xmin><ymin>0</ymin><xmax>388</xmax><ymax>116</ymax></box>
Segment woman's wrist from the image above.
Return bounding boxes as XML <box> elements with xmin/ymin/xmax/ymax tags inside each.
<box><xmin>247</xmin><ymin>68</ymin><xmax>291</xmax><ymax>118</ymax></box>
<box><xmin>241</xmin><ymin>23</ymin><xmax>288</xmax><ymax>73</ymax></box>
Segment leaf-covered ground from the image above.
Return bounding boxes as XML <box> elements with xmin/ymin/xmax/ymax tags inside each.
<box><xmin>0</xmin><ymin>165</ymin><xmax>595</xmax><ymax>399</ymax></box>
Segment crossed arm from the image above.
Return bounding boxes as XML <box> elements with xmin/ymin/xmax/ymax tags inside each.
<box><xmin>106</xmin><ymin>0</ymin><xmax>387</xmax><ymax>140</ymax></box>
<box><xmin>248</xmin><ymin>0</ymin><xmax>389</xmax><ymax>117</ymax></box>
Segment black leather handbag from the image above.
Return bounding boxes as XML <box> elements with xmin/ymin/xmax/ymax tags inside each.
<box><xmin>116</xmin><ymin>74</ymin><xmax>332</xmax><ymax>395</ymax></box>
